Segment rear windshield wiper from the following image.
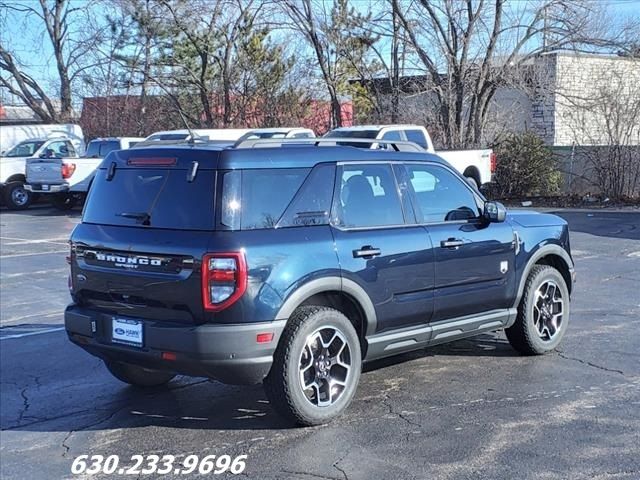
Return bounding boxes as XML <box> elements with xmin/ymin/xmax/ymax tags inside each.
<box><xmin>117</xmin><ymin>212</ymin><xmax>151</xmax><ymax>225</ymax></box>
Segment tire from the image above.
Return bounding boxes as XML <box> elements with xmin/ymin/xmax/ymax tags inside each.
<box><xmin>506</xmin><ymin>265</ymin><xmax>570</xmax><ymax>355</ymax></box>
<box><xmin>264</xmin><ymin>306</ymin><xmax>362</xmax><ymax>426</ymax></box>
<box><xmin>3</xmin><ymin>182</ymin><xmax>33</xmax><ymax>210</ymax></box>
<box><xmin>50</xmin><ymin>193</ymin><xmax>78</xmax><ymax>211</ymax></box>
<box><xmin>104</xmin><ymin>360</ymin><xmax>175</xmax><ymax>387</ymax></box>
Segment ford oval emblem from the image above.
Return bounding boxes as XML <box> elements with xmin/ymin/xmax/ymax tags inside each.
<box><xmin>114</xmin><ymin>327</ymin><xmax>125</xmax><ymax>335</ymax></box>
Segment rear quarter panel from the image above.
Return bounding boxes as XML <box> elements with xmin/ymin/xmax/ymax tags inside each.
<box><xmin>207</xmin><ymin>226</ymin><xmax>340</xmax><ymax>324</ymax></box>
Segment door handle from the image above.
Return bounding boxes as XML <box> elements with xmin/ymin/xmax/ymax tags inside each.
<box><xmin>353</xmin><ymin>246</ymin><xmax>381</xmax><ymax>258</ymax></box>
<box><xmin>440</xmin><ymin>238</ymin><xmax>464</xmax><ymax>249</ymax></box>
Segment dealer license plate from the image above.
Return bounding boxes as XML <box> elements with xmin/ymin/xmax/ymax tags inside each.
<box><xmin>111</xmin><ymin>318</ymin><xmax>143</xmax><ymax>347</ymax></box>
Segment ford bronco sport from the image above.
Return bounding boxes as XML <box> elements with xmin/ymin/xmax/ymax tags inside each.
<box><xmin>65</xmin><ymin>139</ymin><xmax>574</xmax><ymax>426</ymax></box>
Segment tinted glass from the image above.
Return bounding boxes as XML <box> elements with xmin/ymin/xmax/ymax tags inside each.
<box><xmin>405</xmin><ymin>130</ymin><xmax>428</xmax><ymax>149</ymax></box>
<box><xmin>83</xmin><ymin>168</ymin><xmax>215</xmax><ymax>230</ymax></box>
<box><xmin>325</xmin><ymin>129</ymin><xmax>379</xmax><ymax>139</ymax></box>
<box><xmin>278</xmin><ymin>164</ymin><xmax>335</xmax><ymax>227</ymax></box>
<box><xmin>381</xmin><ymin>130</ymin><xmax>402</xmax><ymax>141</ymax></box>
<box><xmin>86</xmin><ymin>140</ymin><xmax>120</xmax><ymax>158</ymax></box>
<box><xmin>404</xmin><ymin>164</ymin><xmax>479</xmax><ymax>223</ymax></box>
<box><xmin>324</xmin><ymin>129</ymin><xmax>379</xmax><ymax>148</ymax></box>
<box><xmin>334</xmin><ymin>164</ymin><xmax>404</xmax><ymax>228</ymax></box>
<box><xmin>5</xmin><ymin>141</ymin><xmax>44</xmax><ymax>157</ymax></box>
<box><xmin>221</xmin><ymin>168</ymin><xmax>310</xmax><ymax>230</ymax></box>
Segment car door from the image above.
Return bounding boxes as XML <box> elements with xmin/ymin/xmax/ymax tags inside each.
<box><xmin>399</xmin><ymin>162</ymin><xmax>516</xmax><ymax>322</ymax></box>
<box><xmin>331</xmin><ymin>162</ymin><xmax>435</xmax><ymax>333</ymax></box>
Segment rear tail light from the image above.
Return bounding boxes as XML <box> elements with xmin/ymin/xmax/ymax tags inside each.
<box><xmin>490</xmin><ymin>152</ymin><xmax>497</xmax><ymax>173</ymax></box>
<box><xmin>202</xmin><ymin>252</ymin><xmax>247</xmax><ymax>311</ymax></box>
<box><xmin>61</xmin><ymin>162</ymin><xmax>76</xmax><ymax>179</ymax></box>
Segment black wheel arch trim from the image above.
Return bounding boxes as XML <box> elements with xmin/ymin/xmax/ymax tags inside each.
<box><xmin>513</xmin><ymin>244</ymin><xmax>574</xmax><ymax>313</ymax></box>
<box><xmin>5</xmin><ymin>174</ymin><xmax>27</xmax><ymax>184</ymax></box>
<box><xmin>274</xmin><ymin>276</ymin><xmax>377</xmax><ymax>336</ymax></box>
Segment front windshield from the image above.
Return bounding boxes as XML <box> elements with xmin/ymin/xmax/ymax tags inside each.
<box><xmin>4</xmin><ymin>140</ymin><xmax>45</xmax><ymax>157</ymax></box>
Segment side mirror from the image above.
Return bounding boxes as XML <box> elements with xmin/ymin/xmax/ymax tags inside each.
<box><xmin>483</xmin><ymin>201</ymin><xmax>507</xmax><ymax>223</ymax></box>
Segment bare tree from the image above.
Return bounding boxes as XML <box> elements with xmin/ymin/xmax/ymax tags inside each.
<box><xmin>0</xmin><ymin>0</ymin><xmax>108</xmax><ymax>121</ymax></box>
<box><xmin>391</xmin><ymin>0</ymin><xmax>636</xmax><ymax>149</ymax></box>
<box><xmin>283</xmin><ymin>0</ymin><xmax>374</xmax><ymax>128</ymax></box>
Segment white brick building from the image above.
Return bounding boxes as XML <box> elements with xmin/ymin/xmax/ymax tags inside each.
<box><xmin>529</xmin><ymin>52</ymin><xmax>640</xmax><ymax>147</ymax></box>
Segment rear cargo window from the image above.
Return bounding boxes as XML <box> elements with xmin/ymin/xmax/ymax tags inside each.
<box><xmin>85</xmin><ymin>140</ymin><xmax>120</xmax><ymax>158</ymax></box>
<box><xmin>220</xmin><ymin>168</ymin><xmax>319</xmax><ymax>230</ymax></box>
<box><xmin>83</xmin><ymin>168</ymin><xmax>215</xmax><ymax>230</ymax></box>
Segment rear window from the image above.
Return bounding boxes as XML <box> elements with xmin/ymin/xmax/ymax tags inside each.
<box><xmin>85</xmin><ymin>140</ymin><xmax>120</xmax><ymax>158</ymax></box>
<box><xmin>323</xmin><ymin>129</ymin><xmax>379</xmax><ymax>148</ymax></box>
<box><xmin>83</xmin><ymin>168</ymin><xmax>215</xmax><ymax>230</ymax></box>
<box><xmin>405</xmin><ymin>130</ymin><xmax>428</xmax><ymax>149</ymax></box>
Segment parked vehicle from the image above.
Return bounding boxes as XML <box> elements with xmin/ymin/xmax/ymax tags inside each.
<box><xmin>325</xmin><ymin>125</ymin><xmax>496</xmax><ymax>189</ymax></box>
<box><xmin>1</xmin><ymin>136</ymin><xmax>81</xmax><ymax>210</ymax></box>
<box><xmin>236</xmin><ymin>127</ymin><xmax>316</xmax><ymax>142</ymax></box>
<box><xmin>137</xmin><ymin>128</ymin><xmax>252</xmax><ymax>147</ymax></box>
<box><xmin>65</xmin><ymin>139</ymin><xmax>574</xmax><ymax>426</ymax></box>
<box><xmin>25</xmin><ymin>137</ymin><xmax>143</xmax><ymax>210</ymax></box>
<box><xmin>0</xmin><ymin>123</ymin><xmax>84</xmax><ymax>154</ymax></box>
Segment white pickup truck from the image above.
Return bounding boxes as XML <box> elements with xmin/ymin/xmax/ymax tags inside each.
<box><xmin>25</xmin><ymin>137</ymin><xmax>143</xmax><ymax>210</ymax></box>
<box><xmin>1</xmin><ymin>137</ymin><xmax>81</xmax><ymax>210</ymax></box>
<box><xmin>325</xmin><ymin>125</ymin><xmax>496</xmax><ymax>189</ymax></box>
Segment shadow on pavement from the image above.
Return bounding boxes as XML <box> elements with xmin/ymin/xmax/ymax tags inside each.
<box><xmin>2</xmin><ymin>334</ymin><xmax>515</xmax><ymax>433</ymax></box>
<box><xmin>552</xmin><ymin>210</ymin><xmax>640</xmax><ymax>240</ymax></box>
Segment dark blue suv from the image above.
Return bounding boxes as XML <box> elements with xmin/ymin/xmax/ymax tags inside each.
<box><xmin>65</xmin><ymin>140</ymin><xmax>575</xmax><ymax>426</ymax></box>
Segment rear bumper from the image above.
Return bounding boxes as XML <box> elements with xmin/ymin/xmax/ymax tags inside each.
<box><xmin>25</xmin><ymin>183</ymin><xmax>69</xmax><ymax>193</ymax></box>
<box><xmin>65</xmin><ymin>305</ymin><xmax>286</xmax><ymax>385</ymax></box>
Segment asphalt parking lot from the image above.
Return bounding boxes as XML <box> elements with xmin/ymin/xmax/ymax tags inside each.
<box><xmin>1</xmin><ymin>205</ymin><xmax>639</xmax><ymax>480</ymax></box>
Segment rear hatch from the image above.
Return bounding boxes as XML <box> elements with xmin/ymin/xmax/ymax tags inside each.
<box><xmin>26</xmin><ymin>157</ymin><xmax>65</xmax><ymax>186</ymax></box>
<box><xmin>70</xmin><ymin>147</ymin><xmax>221</xmax><ymax>324</ymax></box>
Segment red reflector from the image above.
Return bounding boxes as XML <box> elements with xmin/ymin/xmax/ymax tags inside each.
<box><xmin>490</xmin><ymin>152</ymin><xmax>497</xmax><ymax>173</ymax></box>
<box><xmin>127</xmin><ymin>157</ymin><xmax>177</xmax><ymax>166</ymax></box>
<box><xmin>161</xmin><ymin>352</ymin><xmax>177</xmax><ymax>361</ymax></box>
<box><xmin>210</xmin><ymin>269</ymin><xmax>236</xmax><ymax>282</ymax></box>
<box><xmin>256</xmin><ymin>333</ymin><xmax>274</xmax><ymax>344</ymax></box>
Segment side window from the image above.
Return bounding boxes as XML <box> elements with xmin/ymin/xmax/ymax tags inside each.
<box><xmin>292</xmin><ymin>132</ymin><xmax>312</xmax><ymax>139</ymax></box>
<box><xmin>278</xmin><ymin>164</ymin><xmax>335</xmax><ymax>227</ymax></box>
<box><xmin>44</xmin><ymin>141</ymin><xmax>66</xmax><ymax>158</ymax></box>
<box><xmin>405</xmin><ymin>130</ymin><xmax>428</xmax><ymax>149</ymax></box>
<box><xmin>404</xmin><ymin>164</ymin><xmax>480</xmax><ymax>223</ymax></box>
<box><xmin>65</xmin><ymin>141</ymin><xmax>76</xmax><ymax>157</ymax></box>
<box><xmin>333</xmin><ymin>163</ymin><xmax>404</xmax><ymax>228</ymax></box>
<box><xmin>381</xmin><ymin>130</ymin><xmax>402</xmax><ymax>141</ymax></box>
<box><xmin>220</xmin><ymin>168</ymin><xmax>310</xmax><ymax>230</ymax></box>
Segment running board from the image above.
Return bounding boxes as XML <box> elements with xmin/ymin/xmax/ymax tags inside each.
<box><xmin>364</xmin><ymin>309</ymin><xmax>516</xmax><ymax>362</ymax></box>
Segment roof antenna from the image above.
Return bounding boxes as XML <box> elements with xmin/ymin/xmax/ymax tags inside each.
<box><xmin>177</xmin><ymin>110</ymin><xmax>203</xmax><ymax>145</ymax></box>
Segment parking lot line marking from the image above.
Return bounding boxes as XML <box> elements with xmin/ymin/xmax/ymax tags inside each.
<box><xmin>1</xmin><ymin>236</ymin><xmax>69</xmax><ymax>246</ymax></box>
<box><xmin>1</xmin><ymin>311</ymin><xmax>61</xmax><ymax>326</ymax></box>
<box><xmin>0</xmin><ymin>326</ymin><xmax>65</xmax><ymax>340</ymax></box>
<box><xmin>0</xmin><ymin>249</ymin><xmax>68</xmax><ymax>259</ymax></box>
<box><xmin>1</xmin><ymin>267</ymin><xmax>68</xmax><ymax>279</ymax></box>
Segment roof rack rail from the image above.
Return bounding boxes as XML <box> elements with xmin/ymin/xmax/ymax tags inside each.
<box><xmin>232</xmin><ymin>137</ymin><xmax>425</xmax><ymax>152</ymax></box>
